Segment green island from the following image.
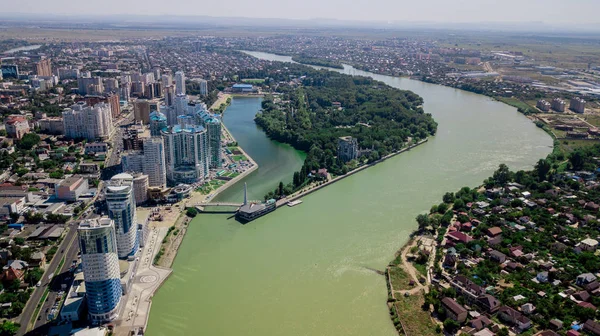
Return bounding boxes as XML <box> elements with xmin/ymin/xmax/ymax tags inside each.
<box><xmin>291</xmin><ymin>55</ymin><xmax>344</xmax><ymax>69</ymax></box>
<box><xmin>249</xmin><ymin>64</ymin><xmax>437</xmax><ymax>199</ymax></box>
<box><xmin>387</xmin><ymin>141</ymin><xmax>600</xmax><ymax>335</ymax></box>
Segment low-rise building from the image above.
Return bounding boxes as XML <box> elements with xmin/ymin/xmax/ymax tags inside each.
<box><xmin>60</xmin><ymin>270</ymin><xmax>86</xmax><ymax>322</ymax></box>
<box><xmin>4</xmin><ymin>115</ymin><xmax>30</xmax><ymax>139</ymax></box>
<box><xmin>55</xmin><ymin>176</ymin><xmax>89</xmax><ymax>202</ymax></box>
<box><xmin>84</xmin><ymin>142</ymin><xmax>108</xmax><ymax>155</ymax></box>
<box><xmin>441</xmin><ymin>297</ymin><xmax>468</xmax><ymax>322</ymax></box>
<box><xmin>39</xmin><ymin>117</ymin><xmax>65</xmax><ymax>135</ymax></box>
<box><xmin>0</xmin><ymin>197</ymin><xmax>26</xmax><ymax>219</ymax></box>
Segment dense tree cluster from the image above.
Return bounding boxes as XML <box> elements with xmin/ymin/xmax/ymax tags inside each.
<box><xmin>253</xmin><ymin>64</ymin><xmax>437</xmax><ymax>198</ymax></box>
<box><xmin>291</xmin><ymin>55</ymin><xmax>343</xmax><ymax>69</ymax></box>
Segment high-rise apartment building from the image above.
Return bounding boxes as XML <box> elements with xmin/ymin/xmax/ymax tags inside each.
<box><xmin>35</xmin><ymin>57</ymin><xmax>52</xmax><ymax>77</ymax></box>
<box><xmin>1</xmin><ymin>64</ymin><xmax>19</xmax><ymax>79</ymax></box>
<box><xmin>106</xmin><ymin>173</ymin><xmax>138</xmax><ymax>259</ymax></box>
<box><xmin>78</xmin><ymin>218</ymin><xmax>122</xmax><ymax>322</ymax></box>
<box><xmin>175</xmin><ymin>71</ymin><xmax>186</xmax><ymax>95</ymax></box>
<box><xmin>149</xmin><ymin>111</ymin><xmax>168</xmax><ymax>136</ymax></box>
<box><xmin>162</xmin><ymin>118</ymin><xmax>209</xmax><ymax>184</ymax></box>
<box><xmin>570</xmin><ymin>97</ymin><xmax>586</xmax><ymax>114</ymax></box>
<box><xmin>142</xmin><ymin>137</ymin><xmax>167</xmax><ymax>187</ymax></box>
<box><xmin>104</xmin><ymin>78</ymin><xmax>119</xmax><ymax>92</ymax></box>
<box><xmin>196</xmin><ymin>109</ymin><xmax>222</xmax><ymax>169</ymax></box>
<box><xmin>134</xmin><ymin>99</ymin><xmax>151</xmax><ymax>124</ymax></box>
<box><xmin>164</xmin><ymin>86</ymin><xmax>175</xmax><ymax>106</ymax></box>
<box><xmin>161</xmin><ymin>74</ymin><xmax>172</xmax><ymax>89</ymax></box>
<box><xmin>77</xmin><ymin>76</ymin><xmax>104</xmax><ymax>96</ymax></box>
<box><xmin>62</xmin><ymin>102</ymin><xmax>113</xmax><ymax>140</ymax></box>
<box><xmin>552</xmin><ymin>98</ymin><xmax>565</xmax><ymax>112</ymax></box>
<box><xmin>122</xmin><ymin>139</ymin><xmax>168</xmax><ymax>189</ymax></box>
<box><xmin>132</xmin><ymin>173</ymin><xmax>149</xmax><ymax>205</ymax></box>
<box><xmin>106</xmin><ymin>93</ymin><xmax>121</xmax><ymax>118</ymax></box>
<box><xmin>199</xmin><ymin>79</ymin><xmax>208</xmax><ymax>96</ymax></box>
<box><xmin>57</xmin><ymin>67</ymin><xmax>80</xmax><ymax>80</ymax></box>
<box><xmin>536</xmin><ymin>99</ymin><xmax>551</xmax><ymax>112</ymax></box>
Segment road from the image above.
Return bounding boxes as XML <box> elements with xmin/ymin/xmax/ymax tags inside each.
<box><xmin>18</xmin><ymin>210</ymin><xmax>94</xmax><ymax>336</ymax></box>
<box><xmin>19</xmin><ymin>112</ymin><xmax>133</xmax><ymax>335</ymax></box>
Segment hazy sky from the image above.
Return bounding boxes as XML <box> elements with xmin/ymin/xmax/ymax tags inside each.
<box><xmin>8</xmin><ymin>0</ymin><xmax>600</xmax><ymax>24</ymax></box>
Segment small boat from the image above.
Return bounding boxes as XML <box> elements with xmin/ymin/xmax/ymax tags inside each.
<box><xmin>287</xmin><ymin>200</ymin><xmax>303</xmax><ymax>207</ymax></box>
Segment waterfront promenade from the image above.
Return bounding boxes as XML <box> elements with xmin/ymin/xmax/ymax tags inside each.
<box><xmin>112</xmin><ymin>96</ymin><xmax>259</xmax><ymax>335</ymax></box>
<box><xmin>277</xmin><ymin>138</ymin><xmax>429</xmax><ymax>207</ymax></box>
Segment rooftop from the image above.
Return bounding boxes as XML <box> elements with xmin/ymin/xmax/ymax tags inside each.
<box><xmin>78</xmin><ymin>217</ymin><xmax>114</xmax><ymax>230</ymax></box>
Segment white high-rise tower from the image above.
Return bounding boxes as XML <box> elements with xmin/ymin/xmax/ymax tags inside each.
<box><xmin>175</xmin><ymin>71</ymin><xmax>186</xmax><ymax>96</ymax></box>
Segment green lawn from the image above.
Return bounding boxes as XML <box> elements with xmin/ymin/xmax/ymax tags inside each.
<box><xmin>389</xmin><ymin>266</ymin><xmax>413</xmax><ymax>291</ymax></box>
<box><xmin>232</xmin><ymin>155</ymin><xmax>247</xmax><ymax>161</ymax></box>
<box><xmin>241</xmin><ymin>78</ymin><xmax>265</xmax><ymax>84</ymax></box>
<box><xmin>412</xmin><ymin>261</ymin><xmax>428</xmax><ymax>278</ymax></box>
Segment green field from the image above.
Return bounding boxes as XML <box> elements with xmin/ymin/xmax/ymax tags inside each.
<box><xmin>242</xmin><ymin>78</ymin><xmax>265</xmax><ymax>84</ymax></box>
<box><xmin>232</xmin><ymin>155</ymin><xmax>247</xmax><ymax>161</ymax></box>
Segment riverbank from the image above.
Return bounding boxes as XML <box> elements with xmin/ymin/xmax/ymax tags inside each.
<box><xmin>147</xmin><ymin>53</ymin><xmax>552</xmax><ymax>336</ymax></box>
<box><xmin>125</xmin><ymin>97</ymin><xmax>259</xmax><ymax>334</ymax></box>
<box><xmin>278</xmin><ymin>139</ymin><xmax>429</xmax><ymax>206</ymax></box>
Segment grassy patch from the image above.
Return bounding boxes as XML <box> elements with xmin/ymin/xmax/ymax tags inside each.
<box><xmin>241</xmin><ymin>78</ymin><xmax>265</xmax><ymax>84</ymax></box>
<box><xmin>412</xmin><ymin>261</ymin><xmax>428</xmax><ymax>278</ymax></box>
<box><xmin>559</xmin><ymin>139</ymin><xmax>600</xmax><ymax>153</ymax></box>
<box><xmin>389</xmin><ymin>267</ymin><xmax>413</xmax><ymax>291</ymax></box>
<box><xmin>232</xmin><ymin>155</ymin><xmax>247</xmax><ymax>161</ymax></box>
<box><xmin>497</xmin><ymin>97</ymin><xmax>535</xmax><ymax>112</ymax></box>
<box><xmin>394</xmin><ymin>293</ymin><xmax>439</xmax><ymax>336</ymax></box>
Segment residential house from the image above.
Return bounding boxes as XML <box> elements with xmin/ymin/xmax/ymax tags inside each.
<box><xmin>474</xmin><ymin>329</ymin><xmax>495</xmax><ymax>336</ymax></box>
<box><xmin>584</xmin><ymin>320</ymin><xmax>600</xmax><ymax>336</ymax></box>
<box><xmin>579</xmin><ymin>238</ymin><xmax>599</xmax><ymax>252</ymax></box>
<box><xmin>521</xmin><ymin>303</ymin><xmax>536</xmax><ymax>314</ymax></box>
<box><xmin>577</xmin><ymin>273</ymin><xmax>597</xmax><ymax>286</ymax></box>
<box><xmin>537</xmin><ymin>271</ymin><xmax>549</xmax><ymax>283</ymax></box>
<box><xmin>477</xmin><ymin>294</ymin><xmax>500</xmax><ymax>313</ymax></box>
<box><xmin>2</xmin><ymin>259</ymin><xmax>28</xmax><ymax>282</ymax></box>
<box><xmin>498</xmin><ymin>306</ymin><xmax>532</xmax><ymax>331</ymax></box>
<box><xmin>452</xmin><ymin>275</ymin><xmax>486</xmax><ymax>300</ymax></box>
<box><xmin>31</xmin><ymin>252</ymin><xmax>46</xmax><ymax>269</ymax></box>
<box><xmin>486</xmin><ymin>227</ymin><xmax>503</xmax><ymax>237</ymax></box>
<box><xmin>578</xmin><ymin>302</ymin><xmax>597</xmax><ymax>310</ymax></box>
<box><xmin>447</xmin><ymin>231</ymin><xmax>473</xmax><ymax>245</ymax></box>
<box><xmin>441</xmin><ymin>297</ymin><xmax>468</xmax><ymax>322</ymax></box>
<box><xmin>549</xmin><ymin>319</ymin><xmax>563</xmax><ymax>330</ymax></box>
<box><xmin>469</xmin><ymin>315</ymin><xmax>492</xmax><ymax>331</ymax></box>
<box><xmin>573</xmin><ymin>290</ymin><xmax>590</xmax><ymax>302</ymax></box>
<box><xmin>489</xmin><ymin>250</ymin><xmax>507</xmax><ymax>263</ymax></box>
<box><xmin>535</xmin><ymin>332</ymin><xmax>559</xmax><ymax>336</ymax></box>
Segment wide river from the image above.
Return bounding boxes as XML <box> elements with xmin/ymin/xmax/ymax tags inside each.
<box><xmin>147</xmin><ymin>52</ymin><xmax>552</xmax><ymax>336</ymax></box>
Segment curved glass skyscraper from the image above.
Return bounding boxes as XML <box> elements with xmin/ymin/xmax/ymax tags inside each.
<box><xmin>78</xmin><ymin>218</ymin><xmax>122</xmax><ymax>322</ymax></box>
<box><xmin>106</xmin><ymin>173</ymin><xmax>138</xmax><ymax>259</ymax></box>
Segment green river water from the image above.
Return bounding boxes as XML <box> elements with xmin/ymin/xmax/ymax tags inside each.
<box><xmin>146</xmin><ymin>52</ymin><xmax>553</xmax><ymax>336</ymax></box>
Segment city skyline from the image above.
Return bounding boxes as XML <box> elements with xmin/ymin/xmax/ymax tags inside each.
<box><xmin>2</xmin><ymin>0</ymin><xmax>600</xmax><ymax>27</ymax></box>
